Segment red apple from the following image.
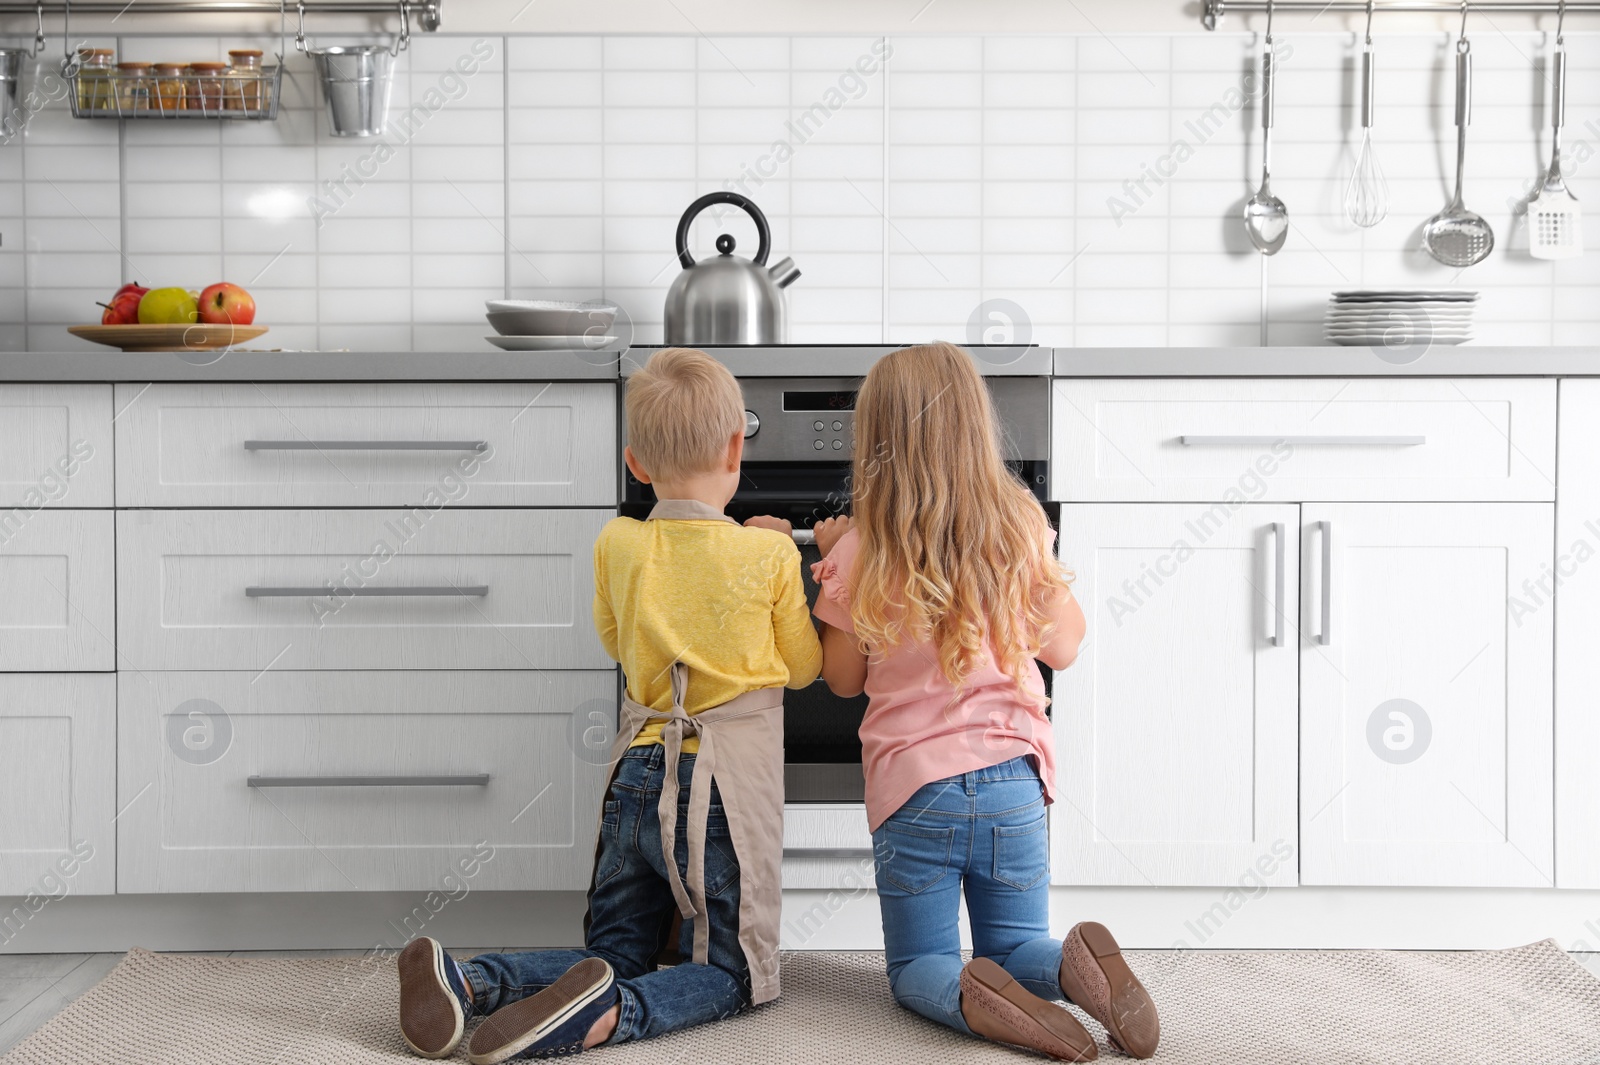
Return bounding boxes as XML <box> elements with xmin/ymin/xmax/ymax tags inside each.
<box><xmin>98</xmin><ymin>283</ymin><xmax>148</xmax><ymax>325</ymax></box>
<box><xmin>198</xmin><ymin>283</ymin><xmax>256</xmax><ymax>326</ymax></box>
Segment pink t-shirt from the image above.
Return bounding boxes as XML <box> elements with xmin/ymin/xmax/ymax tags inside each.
<box><xmin>811</xmin><ymin>527</ymin><xmax>1058</xmax><ymax>831</ymax></box>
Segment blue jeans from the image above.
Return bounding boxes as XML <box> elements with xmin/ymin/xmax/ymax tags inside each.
<box><xmin>872</xmin><ymin>756</ymin><xmax>1064</xmax><ymax>1034</ymax></box>
<box><xmin>459</xmin><ymin>746</ymin><xmax>750</xmax><ymax>1043</ymax></box>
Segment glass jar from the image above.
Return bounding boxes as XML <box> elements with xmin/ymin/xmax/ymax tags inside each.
<box><xmin>151</xmin><ymin>62</ymin><xmax>186</xmax><ymax>113</ymax></box>
<box><xmin>186</xmin><ymin>62</ymin><xmax>226</xmax><ymax>114</ymax></box>
<box><xmin>114</xmin><ymin>61</ymin><xmax>153</xmax><ymax>114</ymax></box>
<box><xmin>75</xmin><ymin>48</ymin><xmax>115</xmax><ymax>112</ymax></box>
<box><xmin>224</xmin><ymin>49</ymin><xmax>266</xmax><ymax>112</ymax></box>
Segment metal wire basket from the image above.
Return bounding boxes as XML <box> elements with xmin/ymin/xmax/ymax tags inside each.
<box><xmin>65</xmin><ymin>63</ymin><xmax>283</xmax><ymax>120</ymax></box>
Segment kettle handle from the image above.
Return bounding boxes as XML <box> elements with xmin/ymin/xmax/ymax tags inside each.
<box><xmin>675</xmin><ymin>192</ymin><xmax>771</xmax><ymax>270</ymax></box>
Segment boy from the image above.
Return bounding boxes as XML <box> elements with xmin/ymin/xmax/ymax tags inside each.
<box><xmin>397</xmin><ymin>347</ymin><xmax>822</xmax><ymax>1062</ymax></box>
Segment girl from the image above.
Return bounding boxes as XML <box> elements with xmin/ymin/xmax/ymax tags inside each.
<box><xmin>810</xmin><ymin>342</ymin><xmax>1158</xmax><ymax>1062</ymax></box>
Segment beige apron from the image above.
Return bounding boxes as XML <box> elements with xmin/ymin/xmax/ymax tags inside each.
<box><xmin>588</xmin><ymin>499</ymin><xmax>788</xmax><ymax>1005</ymax></box>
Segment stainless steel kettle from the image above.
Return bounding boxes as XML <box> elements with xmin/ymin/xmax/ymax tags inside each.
<box><xmin>663</xmin><ymin>192</ymin><xmax>800</xmax><ymax>346</ymax></box>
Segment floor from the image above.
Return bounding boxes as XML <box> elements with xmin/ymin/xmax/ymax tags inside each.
<box><xmin>3</xmin><ymin>949</ymin><xmax>1599</xmax><ymax>1056</ymax></box>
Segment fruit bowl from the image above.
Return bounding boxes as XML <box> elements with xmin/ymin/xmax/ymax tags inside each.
<box><xmin>68</xmin><ymin>324</ymin><xmax>269</xmax><ymax>352</ymax></box>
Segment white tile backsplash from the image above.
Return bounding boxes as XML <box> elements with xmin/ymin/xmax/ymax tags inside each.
<box><xmin>2</xmin><ymin>31</ymin><xmax>1595</xmax><ymax>351</ymax></box>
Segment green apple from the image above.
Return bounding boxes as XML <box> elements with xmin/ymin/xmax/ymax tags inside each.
<box><xmin>137</xmin><ymin>287</ymin><xmax>199</xmax><ymax>325</ymax></box>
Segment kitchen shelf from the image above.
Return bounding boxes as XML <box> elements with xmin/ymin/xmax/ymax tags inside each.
<box><xmin>0</xmin><ymin>0</ymin><xmax>441</xmax><ymax>31</ymax></box>
<box><xmin>66</xmin><ymin>65</ymin><xmax>282</xmax><ymax>120</ymax></box>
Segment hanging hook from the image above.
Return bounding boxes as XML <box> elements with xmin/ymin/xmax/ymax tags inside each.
<box><xmin>1363</xmin><ymin>0</ymin><xmax>1375</xmax><ymax>48</ymax></box>
<box><xmin>1556</xmin><ymin>0</ymin><xmax>1567</xmax><ymax>46</ymax></box>
<box><xmin>294</xmin><ymin>0</ymin><xmax>308</xmax><ymax>53</ymax></box>
<box><xmin>1264</xmin><ymin>0</ymin><xmax>1275</xmax><ymax>47</ymax></box>
<box><xmin>26</xmin><ymin>1</ymin><xmax>46</xmax><ymax>59</ymax></box>
<box><xmin>1458</xmin><ymin>0</ymin><xmax>1471</xmax><ymax>55</ymax></box>
<box><xmin>389</xmin><ymin>0</ymin><xmax>411</xmax><ymax>56</ymax></box>
<box><xmin>58</xmin><ymin>0</ymin><xmax>75</xmax><ymax>75</ymax></box>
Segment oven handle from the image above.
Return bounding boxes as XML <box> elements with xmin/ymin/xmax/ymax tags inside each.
<box><xmin>792</xmin><ymin>529</ymin><xmax>816</xmax><ymax>545</ymax></box>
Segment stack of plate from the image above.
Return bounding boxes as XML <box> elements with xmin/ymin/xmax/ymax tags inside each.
<box><xmin>484</xmin><ymin>300</ymin><xmax>620</xmax><ymax>351</ymax></box>
<box><xmin>1324</xmin><ymin>290</ymin><xmax>1477</xmax><ymax>347</ymax></box>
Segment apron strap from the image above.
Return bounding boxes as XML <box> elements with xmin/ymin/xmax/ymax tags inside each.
<box><xmin>656</xmin><ymin>663</ymin><xmax>705</xmax><ymax>943</ymax></box>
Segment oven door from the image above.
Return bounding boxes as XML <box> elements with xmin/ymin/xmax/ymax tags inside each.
<box><xmin>619</xmin><ymin>488</ymin><xmax>1058</xmax><ymax>806</ymax></box>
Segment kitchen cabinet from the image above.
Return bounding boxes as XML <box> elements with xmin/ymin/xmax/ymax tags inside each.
<box><xmin>113</xmin><ymin>383</ymin><xmax>617</xmax><ymax>508</ymax></box>
<box><xmin>116</xmin><ymin>670</ymin><xmax>617</xmax><ymax>893</ymax></box>
<box><xmin>1052</xmin><ymin>503</ymin><xmax>1300</xmax><ymax>887</ymax></box>
<box><xmin>0</xmin><ymin>674</ymin><xmax>116</xmax><ymax>897</ymax></box>
<box><xmin>1555</xmin><ymin>380</ymin><xmax>1600</xmax><ymax>887</ymax></box>
<box><xmin>1052</xmin><ymin>379</ymin><xmax>1556</xmax><ymax>504</ymax></box>
<box><xmin>1299</xmin><ymin>504</ymin><xmax>1554</xmax><ymax>887</ymax></box>
<box><xmin>0</xmin><ymin>385</ymin><xmax>114</xmax><ymax>509</ymax></box>
<box><xmin>0</xmin><ymin>509</ymin><xmax>115</xmax><ymax>672</ymax></box>
<box><xmin>116</xmin><ymin>508</ymin><xmax>614</xmax><ymax>671</ymax></box>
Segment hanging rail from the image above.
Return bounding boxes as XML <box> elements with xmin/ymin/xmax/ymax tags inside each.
<box><xmin>1205</xmin><ymin>1</ymin><xmax>1599</xmax><ymax>29</ymax></box>
<box><xmin>0</xmin><ymin>0</ymin><xmax>439</xmax><ymax>31</ymax></box>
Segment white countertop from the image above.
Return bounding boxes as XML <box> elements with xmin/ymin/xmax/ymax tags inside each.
<box><xmin>0</xmin><ymin>349</ymin><xmax>623</xmax><ymax>382</ymax></box>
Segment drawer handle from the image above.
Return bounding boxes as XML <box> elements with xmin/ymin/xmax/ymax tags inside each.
<box><xmin>243</xmin><ymin>440</ymin><xmax>490</xmax><ymax>452</ymax></box>
<box><xmin>782</xmin><ymin>847</ymin><xmax>875</xmax><ymax>859</ymax></box>
<box><xmin>245</xmin><ymin>585</ymin><xmax>489</xmax><ymax>598</ymax></box>
<box><xmin>1179</xmin><ymin>435</ymin><xmax>1426</xmax><ymax>447</ymax></box>
<box><xmin>248</xmin><ymin>775</ymin><xmax>491</xmax><ymax>788</ymax></box>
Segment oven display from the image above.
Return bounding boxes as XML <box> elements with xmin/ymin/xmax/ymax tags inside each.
<box><xmin>783</xmin><ymin>390</ymin><xmax>857</xmax><ymax>413</ymax></box>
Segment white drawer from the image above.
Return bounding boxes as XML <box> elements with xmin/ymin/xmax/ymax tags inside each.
<box><xmin>1052</xmin><ymin>379</ymin><xmax>1556</xmax><ymax>502</ymax></box>
<box><xmin>117</xmin><ymin>670</ymin><xmax>615</xmax><ymax>893</ymax></box>
<box><xmin>114</xmin><ymin>382</ymin><xmax>616</xmax><ymax>507</ymax></box>
<box><xmin>0</xmin><ymin>674</ymin><xmax>115</xmax><ymax>897</ymax></box>
<box><xmin>0</xmin><ymin>384</ymin><xmax>113</xmax><ymax>509</ymax></box>
<box><xmin>0</xmin><ymin>509</ymin><xmax>115</xmax><ymax>671</ymax></box>
<box><xmin>116</xmin><ymin>508</ymin><xmax>613</xmax><ymax>671</ymax></box>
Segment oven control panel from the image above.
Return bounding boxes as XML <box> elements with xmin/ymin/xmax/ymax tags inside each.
<box><xmin>735</xmin><ymin>376</ymin><xmax>1048</xmax><ymax>464</ymax></box>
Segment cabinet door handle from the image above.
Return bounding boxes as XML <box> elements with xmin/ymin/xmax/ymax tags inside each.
<box><xmin>245</xmin><ymin>585</ymin><xmax>489</xmax><ymax>598</ymax></box>
<box><xmin>782</xmin><ymin>847</ymin><xmax>875</xmax><ymax>859</ymax></box>
<box><xmin>1270</xmin><ymin>521</ymin><xmax>1285</xmax><ymax>647</ymax></box>
<box><xmin>243</xmin><ymin>440</ymin><xmax>489</xmax><ymax>452</ymax></box>
<box><xmin>1179</xmin><ymin>435</ymin><xmax>1425</xmax><ymax>447</ymax></box>
<box><xmin>1317</xmin><ymin>520</ymin><xmax>1333</xmax><ymax>646</ymax></box>
<box><xmin>248</xmin><ymin>775</ymin><xmax>491</xmax><ymax>788</ymax></box>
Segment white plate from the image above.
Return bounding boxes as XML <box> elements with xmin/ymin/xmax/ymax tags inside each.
<box><xmin>485</xmin><ymin>299</ymin><xmax>618</xmax><ymax>314</ymax></box>
<box><xmin>1327</xmin><ymin>335</ymin><xmax>1471</xmax><ymax>346</ymax></box>
<box><xmin>1333</xmin><ymin>291</ymin><xmax>1479</xmax><ymax>301</ymax></box>
<box><xmin>486</xmin><ymin>335</ymin><xmax>620</xmax><ymax>351</ymax></box>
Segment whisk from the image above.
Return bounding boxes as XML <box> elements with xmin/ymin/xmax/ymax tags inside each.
<box><xmin>1344</xmin><ymin>2</ymin><xmax>1389</xmax><ymax>228</ymax></box>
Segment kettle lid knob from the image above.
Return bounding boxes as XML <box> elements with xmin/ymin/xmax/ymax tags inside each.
<box><xmin>715</xmin><ymin>234</ymin><xmax>736</xmax><ymax>256</ymax></box>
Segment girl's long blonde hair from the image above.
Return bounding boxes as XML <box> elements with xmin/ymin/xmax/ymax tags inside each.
<box><xmin>848</xmin><ymin>341</ymin><xmax>1070</xmax><ymax>697</ymax></box>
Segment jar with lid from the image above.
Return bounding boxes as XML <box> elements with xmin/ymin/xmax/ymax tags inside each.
<box><xmin>223</xmin><ymin>49</ymin><xmax>267</xmax><ymax>112</ymax></box>
<box><xmin>186</xmin><ymin>61</ymin><xmax>226</xmax><ymax>114</ymax></box>
<box><xmin>151</xmin><ymin>62</ymin><xmax>186</xmax><ymax>113</ymax></box>
<box><xmin>114</xmin><ymin>61</ymin><xmax>153</xmax><ymax>114</ymax></box>
<box><xmin>74</xmin><ymin>48</ymin><xmax>115</xmax><ymax>112</ymax></box>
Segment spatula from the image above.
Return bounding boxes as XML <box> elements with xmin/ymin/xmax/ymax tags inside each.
<box><xmin>1529</xmin><ymin>47</ymin><xmax>1582</xmax><ymax>260</ymax></box>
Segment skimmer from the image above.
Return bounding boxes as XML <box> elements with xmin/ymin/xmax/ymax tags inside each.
<box><xmin>1422</xmin><ymin>8</ymin><xmax>1494</xmax><ymax>267</ymax></box>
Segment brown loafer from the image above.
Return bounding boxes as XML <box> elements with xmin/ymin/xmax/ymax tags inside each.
<box><xmin>397</xmin><ymin>936</ymin><xmax>466</xmax><ymax>1059</ymax></box>
<box><xmin>960</xmin><ymin>957</ymin><xmax>1097</xmax><ymax>1062</ymax></box>
<box><xmin>1059</xmin><ymin>922</ymin><xmax>1159</xmax><ymax>1059</ymax></box>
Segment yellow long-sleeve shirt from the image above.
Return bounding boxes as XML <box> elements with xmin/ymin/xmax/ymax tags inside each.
<box><xmin>593</xmin><ymin>508</ymin><xmax>823</xmax><ymax>752</ymax></box>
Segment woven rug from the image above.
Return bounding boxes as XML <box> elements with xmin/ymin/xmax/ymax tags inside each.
<box><xmin>5</xmin><ymin>942</ymin><xmax>1599</xmax><ymax>1064</ymax></box>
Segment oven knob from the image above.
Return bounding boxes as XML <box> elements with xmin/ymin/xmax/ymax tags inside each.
<box><xmin>814</xmin><ymin>420</ymin><xmax>825</xmax><ymax>432</ymax></box>
<box><xmin>832</xmin><ymin>439</ymin><xmax>843</xmax><ymax>450</ymax></box>
<box><xmin>813</xmin><ymin>440</ymin><xmax>824</xmax><ymax>450</ymax></box>
<box><xmin>833</xmin><ymin>420</ymin><xmax>843</xmax><ymax>432</ymax></box>
<box><xmin>743</xmin><ymin>410</ymin><xmax>760</xmax><ymax>439</ymax></box>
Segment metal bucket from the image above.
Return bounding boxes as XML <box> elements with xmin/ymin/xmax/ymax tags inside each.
<box><xmin>0</xmin><ymin>51</ymin><xmax>23</xmax><ymax>144</ymax></box>
<box><xmin>309</xmin><ymin>45</ymin><xmax>392</xmax><ymax>137</ymax></box>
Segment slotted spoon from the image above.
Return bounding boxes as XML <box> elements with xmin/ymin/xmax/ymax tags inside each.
<box><xmin>1529</xmin><ymin>45</ymin><xmax>1582</xmax><ymax>259</ymax></box>
<box><xmin>1423</xmin><ymin>31</ymin><xmax>1494</xmax><ymax>267</ymax></box>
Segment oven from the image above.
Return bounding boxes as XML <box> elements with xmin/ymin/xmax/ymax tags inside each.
<box><xmin>620</xmin><ymin>359</ymin><xmax>1054</xmax><ymax>806</ymax></box>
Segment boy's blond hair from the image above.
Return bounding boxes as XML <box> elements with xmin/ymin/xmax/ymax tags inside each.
<box><xmin>626</xmin><ymin>348</ymin><xmax>745</xmax><ymax>481</ymax></box>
